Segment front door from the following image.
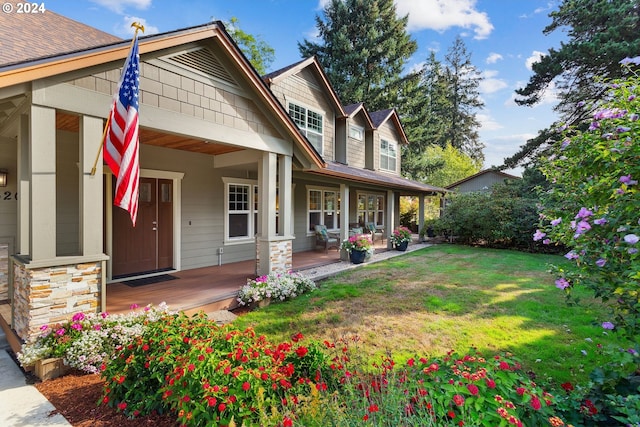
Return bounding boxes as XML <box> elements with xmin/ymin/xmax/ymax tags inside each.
<box><xmin>112</xmin><ymin>177</ymin><xmax>174</xmax><ymax>278</ymax></box>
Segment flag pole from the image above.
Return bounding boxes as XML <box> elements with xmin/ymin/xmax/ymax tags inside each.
<box><xmin>90</xmin><ymin>22</ymin><xmax>145</xmax><ymax>176</ymax></box>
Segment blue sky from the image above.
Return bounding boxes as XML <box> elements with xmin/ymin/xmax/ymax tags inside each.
<box><xmin>48</xmin><ymin>0</ymin><xmax>568</xmax><ymax>175</ymax></box>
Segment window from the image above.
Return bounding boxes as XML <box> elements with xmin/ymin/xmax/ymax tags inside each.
<box><xmin>289</xmin><ymin>102</ymin><xmax>324</xmax><ymax>155</ymax></box>
<box><xmin>357</xmin><ymin>193</ymin><xmax>384</xmax><ymax>227</ymax></box>
<box><xmin>307</xmin><ymin>188</ymin><xmax>340</xmax><ymax>232</ymax></box>
<box><xmin>349</xmin><ymin>125</ymin><xmax>363</xmax><ymax>141</ymax></box>
<box><xmin>228</xmin><ymin>184</ymin><xmax>251</xmax><ymax>239</ymax></box>
<box><xmin>380</xmin><ymin>139</ymin><xmax>397</xmax><ymax>171</ymax></box>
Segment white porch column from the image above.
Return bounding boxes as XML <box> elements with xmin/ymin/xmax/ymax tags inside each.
<box><xmin>29</xmin><ymin>105</ymin><xmax>56</xmax><ymax>261</ymax></box>
<box><xmin>79</xmin><ymin>115</ymin><xmax>104</xmax><ymax>256</ymax></box>
<box><xmin>340</xmin><ymin>183</ymin><xmax>350</xmax><ymax>241</ymax></box>
<box><xmin>17</xmin><ymin>113</ymin><xmax>30</xmax><ymax>255</ymax></box>
<box><xmin>386</xmin><ymin>190</ymin><xmax>395</xmax><ymax>249</ymax></box>
<box><xmin>278</xmin><ymin>154</ymin><xmax>292</xmax><ymax>237</ymax></box>
<box><xmin>260</xmin><ymin>152</ymin><xmax>277</xmax><ymax>238</ymax></box>
<box><xmin>418</xmin><ymin>195</ymin><xmax>425</xmax><ymax>239</ymax></box>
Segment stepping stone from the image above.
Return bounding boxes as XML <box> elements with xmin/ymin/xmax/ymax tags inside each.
<box><xmin>207</xmin><ymin>310</ymin><xmax>237</xmax><ymax>325</ymax></box>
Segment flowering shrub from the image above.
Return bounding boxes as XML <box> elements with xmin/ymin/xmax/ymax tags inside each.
<box><xmin>341</xmin><ymin>233</ymin><xmax>373</xmax><ymax>254</ymax></box>
<box><xmin>101</xmin><ymin>312</ymin><xmax>330</xmax><ymax>426</ymax></box>
<box><xmin>536</xmin><ymin>59</ymin><xmax>640</xmax><ymax>339</ymax></box>
<box><xmin>17</xmin><ymin>303</ymin><xmax>172</xmax><ymax>373</ymax></box>
<box><xmin>236</xmin><ymin>270</ymin><xmax>316</xmax><ymax>306</ymax></box>
<box><xmin>389</xmin><ymin>225</ymin><xmax>412</xmax><ymax>246</ymax></box>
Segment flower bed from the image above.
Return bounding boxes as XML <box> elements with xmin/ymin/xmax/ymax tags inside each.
<box><xmin>236</xmin><ymin>270</ymin><xmax>316</xmax><ymax>306</ymax></box>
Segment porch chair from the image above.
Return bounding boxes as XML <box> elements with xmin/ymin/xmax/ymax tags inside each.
<box><xmin>366</xmin><ymin>222</ymin><xmax>384</xmax><ymax>243</ymax></box>
<box><xmin>315</xmin><ymin>224</ymin><xmax>340</xmax><ymax>253</ymax></box>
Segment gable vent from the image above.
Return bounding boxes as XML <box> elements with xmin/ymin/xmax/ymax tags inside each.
<box><xmin>168</xmin><ymin>47</ymin><xmax>237</xmax><ymax>87</ymax></box>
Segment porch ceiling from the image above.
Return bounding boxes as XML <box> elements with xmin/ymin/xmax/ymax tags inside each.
<box><xmin>56</xmin><ymin>111</ymin><xmax>243</xmax><ymax>156</ymax></box>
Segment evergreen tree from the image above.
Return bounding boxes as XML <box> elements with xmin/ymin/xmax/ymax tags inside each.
<box><xmin>298</xmin><ymin>0</ymin><xmax>418</xmax><ymax>112</ymax></box>
<box><xmin>442</xmin><ymin>36</ymin><xmax>485</xmax><ymax>163</ymax></box>
<box><xmin>506</xmin><ymin>0</ymin><xmax>640</xmax><ymax>167</ymax></box>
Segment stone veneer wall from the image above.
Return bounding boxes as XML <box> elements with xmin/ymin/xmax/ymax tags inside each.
<box><xmin>0</xmin><ymin>244</ymin><xmax>7</xmax><ymax>301</ymax></box>
<box><xmin>13</xmin><ymin>261</ymin><xmax>101</xmax><ymax>340</ymax></box>
<box><xmin>255</xmin><ymin>239</ymin><xmax>293</xmax><ymax>275</ymax></box>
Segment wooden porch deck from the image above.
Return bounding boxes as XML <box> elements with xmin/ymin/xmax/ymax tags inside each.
<box><xmin>106</xmin><ymin>247</ymin><xmax>351</xmax><ymax>315</ymax></box>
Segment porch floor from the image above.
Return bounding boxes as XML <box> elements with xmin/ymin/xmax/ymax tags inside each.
<box><xmin>106</xmin><ymin>246</ymin><xmax>352</xmax><ymax>315</ymax></box>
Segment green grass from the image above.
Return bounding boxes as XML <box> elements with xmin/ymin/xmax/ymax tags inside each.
<box><xmin>232</xmin><ymin>245</ymin><xmax>630</xmax><ymax>384</ymax></box>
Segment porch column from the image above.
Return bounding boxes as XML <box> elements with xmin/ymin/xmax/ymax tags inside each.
<box><xmin>256</xmin><ymin>152</ymin><xmax>293</xmax><ymax>276</ymax></box>
<box><xmin>340</xmin><ymin>184</ymin><xmax>350</xmax><ymax>241</ymax></box>
<box><xmin>278</xmin><ymin>154</ymin><xmax>292</xmax><ymax>237</ymax></box>
<box><xmin>418</xmin><ymin>195</ymin><xmax>425</xmax><ymax>239</ymax></box>
<box><xmin>29</xmin><ymin>105</ymin><xmax>56</xmax><ymax>261</ymax></box>
<box><xmin>386</xmin><ymin>190</ymin><xmax>395</xmax><ymax>249</ymax></box>
<box><xmin>16</xmin><ymin>113</ymin><xmax>30</xmax><ymax>255</ymax></box>
<box><xmin>79</xmin><ymin>115</ymin><xmax>104</xmax><ymax>256</ymax></box>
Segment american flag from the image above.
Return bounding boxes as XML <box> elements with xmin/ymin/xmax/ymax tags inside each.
<box><xmin>104</xmin><ymin>35</ymin><xmax>140</xmax><ymax>226</ymax></box>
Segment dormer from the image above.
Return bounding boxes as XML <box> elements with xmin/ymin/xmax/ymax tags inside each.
<box><xmin>339</xmin><ymin>103</ymin><xmax>375</xmax><ymax>167</ymax></box>
<box><xmin>263</xmin><ymin>57</ymin><xmax>346</xmax><ymax>162</ymax></box>
<box><xmin>369</xmin><ymin>109</ymin><xmax>408</xmax><ymax>175</ymax></box>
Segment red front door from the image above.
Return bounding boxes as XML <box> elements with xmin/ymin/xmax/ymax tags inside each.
<box><xmin>111</xmin><ymin>177</ymin><xmax>173</xmax><ymax>278</ymax></box>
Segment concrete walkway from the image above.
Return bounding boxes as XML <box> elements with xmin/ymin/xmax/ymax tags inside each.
<box><xmin>0</xmin><ymin>241</ymin><xmax>433</xmax><ymax>426</ymax></box>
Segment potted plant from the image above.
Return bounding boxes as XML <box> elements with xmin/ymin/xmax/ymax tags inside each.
<box><xmin>390</xmin><ymin>226</ymin><xmax>412</xmax><ymax>251</ymax></box>
<box><xmin>341</xmin><ymin>234</ymin><xmax>373</xmax><ymax>264</ymax></box>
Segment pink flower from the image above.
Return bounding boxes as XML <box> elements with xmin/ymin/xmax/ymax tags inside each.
<box><xmin>130</xmin><ymin>303</ymin><xmax>139</xmax><ymax>310</ymax></box>
<box><xmin>453</xmin><ymin>394</ymin><xmax>465</xmax><ymax>406</ymax></box>
<box><xmin>55</xmin><ymin>328</ymin><xmax>66</xmax><ymax>336</ymax></box>
<box><xmin>467</xmin><ymin>384</ymin><xmax>479</xmax><ymax>395</ymax></box>
<box><xmin>71</xmin><ymin>312</ymin><xmax>85</xmax><ymax>322</ymax></box>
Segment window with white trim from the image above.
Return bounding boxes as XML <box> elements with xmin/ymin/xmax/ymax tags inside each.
<box><xmin>289</xmin><ymin>102</ymin><xmax>324</xmax><ymax>155</ymax></box>
<box><xmin>307</xmin><ymin>188</ymin><xmax>340</xmax><ymax>232</ymax></box>
<box><xmin>357</xmin><ymin>193</ymin><xmax>384</xmax><ymax>227</ymax></box>
<box><xmin>228</xmin><ymin>183</ymin><xmax>252</xmax><ymax>239</ymax></box>
<box><xmin>349</xmin><ymin>125</ymin><xmax>364</xmax><ymax>141</ymax></box>
<box><xmin>380</xmin><ymin>139</ymin><xmax>397</xmax><ymax>172</ymax></box>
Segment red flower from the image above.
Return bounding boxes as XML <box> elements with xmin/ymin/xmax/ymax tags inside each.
<box><xmin>499</xmin><ymin>361</ymin><xmax>510</xmax><ymax>370</ymax></box>
<box><xmin>242</xmin><ymin>382</ymin><xmax>251</xmax><ymax>391</ymax></box>
<box><xmin>368</xmin><ymin>404</ymin><xmax>379</xmax><ymax>413</ymax></box>
<box><xmin>453</xmin><ymin>394</ymin><xmax>465</xmax><ymax>406</ymax></box>
<box><xmin>291</xmin><ymin>332</ymin><xmax>304</xmax><ymax>342</ymax></box>
<box><xmin>296</xmin><ymin>346</ymin><xmax>308</xmax><ymax>357</ymax></box>
<box><xmin>486</xmin><ymin>378</ymin><xmax>496</xmax><ymax>388</ymax></box>
<box><xmin>467</xmin><ymin>384</ymin><xmax>479</xmax><ymax>395</ymax></box>
<box><xmin>283</xmin><ymin>417</ymin><xmax>293</xmax><ymax>427</ymax></box>
<box><xmin>516</xmin><ymin>387</ymin><xmax>526</xmax><ymax>396</ymax></box>
<box><xmin>447</xmin><ymin>410</ymin><xmax>456</xmax><ymax>418</ymax></box>
<box><xmin>530</xmin><ymin>396</ymin><xmax>542</xmax><ymax>410</ymax></box>
<box><xmin>561</xmin><ymin>382</ymin><xmax>574</xmax><ymax>392</ymax></box>
<box><xmin>207</xmin><ymin>397</ymin><xmax>217</xmax><ymax>407</ymax></box>
<box><xmin>218</xmin><ymin>403</ymin><xmax>226</xmax><ymax>412</ymax></box>
<box><xmin>362</xmin><ymin>414</ymin><xmax>369</xmax><ymax>421</ymax></box>
<box><xmin>407</xmin><ymin>358</ymin><xmax>415</xmax><ymax>367</ymax></box>
<box><xmin>188</xmin><ymin>363</ymin><xmax>195</xmax><ymax>372</ymax></box>
<box><xmin>117</xmin><ymin>402</ymin><xmax>127</xmax><ymax>411</ymax></box>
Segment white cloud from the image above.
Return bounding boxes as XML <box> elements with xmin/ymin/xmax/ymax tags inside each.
<box><xmin>396</xmin><ymin>0</ymin><xmax>494</xmax><ymax>40</ymax></box>
<box><xmin>480</xmin><ymin>70</ymin><xmax>508</xmax><ymax>94</ymax></box>
<box><xmin>114</xmin><ymin>16</ymin><xmax>159</xmax><ymax>37</ymax></box>
<box><xmin>477</xmin><ymin>112</ymin><xmax>503</xmax><ymax>131</ymax></box>
<box><xmin>90</xmin><ymin>0</ymin><xmax>151</xmax><ymax>14</ymax></box>
<box><xmin>486</xmin><ymin>52</ymin><xmax>503</xmax><ymax>64</ymax></box>
<box><xmin>525</xmin><ymin>50</ymin><xmax>545</xmax><ymax>70</ymax></box>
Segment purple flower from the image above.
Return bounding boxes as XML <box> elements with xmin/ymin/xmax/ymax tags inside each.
<box><xmin>619</xmin><ymin>175</ymin><xmax>638</xmax><ymax>185</ymax></box>
<box><xmin>101</xmin><ymin>312</ymin><xmax>109</xmax><ymax>319</ymax></box>
<box><xmin>575</xmin><ymin>208</ymin><xmax>593</xmax><ymax>219</ymax></box>
<box><xmin>561</xmin><ymin>139</ymin><xmax>571</xmax><ymax>150</ymax></box>
<box><xmin>71</xmin><ymin>322</ymin><xmax>82</xmax><ymax>331</ymax></box>
<box><xmin>533</xmin><ymin>229</ymin><xmax>546</xmax><ymax>241</ymax></box>
<box><xmin>629</xmin><ymin>248</ymin><xmax>639</xmax><ymax>255</ymax></box>
<box><xmin>40</xmin><ymin>324</ymin><xmax>49</xmax><ymax>331</ymax></box>
<box><xmin>551</xmin><ymin>218</ymin><xmax>562</xmax><ymax>227</ymax></box>
<box><xmin>616</xmin><ymin>126</ymin><xmax>631</xmax><ymax>133</ymax></box>
<box><xmin>542</xmin><ymin>239</ymin><xmax>551</xmax><ymax>245</ymax></box>
<box><xmin>620</xmin><ymin>56</ymin><xmax>640</xmax><ymax>65</ymax></box>
<box><xmin>588</xmin><ymin>121</ymin><xmax>600</xmax><ymax>131</ymax></box>
<box><xmin>623</xmin><ymin>234</ymin><xmax>639</xmax><ymax>244</ymax></box>
<box><xmin>93</xmin><ymin>324</ymin><xmax>102</xmax><ymax>331</ymax></box>
<box><xmin>601</xmin><ymin>321</ymin><xmax>615</xmax><ymax>330</ymax></box>
<box><xmin>555</xmin><ymin>278</ymin><xmax>571</xmax><ymax>289</ymax></box>
<box><xmin>630</xmin><ymin>113</ymin><xmax>639</xmax><ymax>121</ymax></box>
<box><xmin>595</xmin><ymin>258</ymin><xmax>606</xmax><ymax>267</ymax></box>
<box><xmin>593</xmin><ymin>218</ymin><xmax>607</xmax><ymax>225</ymax></box>
<box><xmin>130</xmin><ymin>303</ymin><xmax>139</xmax><ymax>310</ymax></box>
<box><xmin>56</xmin><ymin>328</ymin><xmax>66</xmax><ymax>336</ymax></box>
<box><xmin>574</xmin><ymin>220</ymin><xmax>591</xmax><ymax>237</ymax></box>
<box><xmin>565</xmin><ymin>251</ymin><xmax>579</xmax><ymax>260</ymax></box>
<box><xmin>72</xmin><ymin>312</ymin><xmax>85</xmax><ymax>322</ymax></box>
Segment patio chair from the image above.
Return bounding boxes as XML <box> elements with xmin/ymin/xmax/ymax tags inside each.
<box><xmin>315</xmin><ymin>224</ymin><xmax>340</xmax><ymax>253</ymax></box>
<box><xmin>366</xmin><ymin>222</ymin><xmax>384</xmax><ymax>243</ymax></box>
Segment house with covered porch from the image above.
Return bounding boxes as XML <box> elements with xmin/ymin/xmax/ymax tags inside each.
<box><xmin>0</xmin><ymin>5</ymin><xmax>444</xmax><ymax>344</ymax></box>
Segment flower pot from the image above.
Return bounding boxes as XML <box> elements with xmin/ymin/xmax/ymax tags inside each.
<box><xmin>257</xmin><ymin>297</ymin><xmax>272</xmax><ymax>308</ymax></box>
<box><xmin>350</xmin><ymin>250</ymin><xmax>367</xmax><ymax>264</ymax></box>
<box><xmin>35</xmin><ymin>357</ymin><xmax>69</xmax><ymax>381</ymax></box>
<box><xmin>395</xmin><ymin>241</ymin><xmax>409</xmax><ymax>251</ymax></box>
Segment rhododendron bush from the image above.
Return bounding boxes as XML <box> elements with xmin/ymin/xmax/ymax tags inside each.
<box><xmin>536</xmin><ymin>59</ymin><xmax>640</xmax><ymax>340</ymax></box>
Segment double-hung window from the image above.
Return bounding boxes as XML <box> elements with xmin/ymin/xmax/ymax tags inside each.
<box><xmin>289</xmin><ymin>102</ymin><xmax>324</xmax><ymax>155</ymax></box>
<box><xmin>307</xmin><ymin>188</ymin><xmax>340</xmax><ymax>232</ymax></box>
<box><xmin>380</xmin><ymin>139</ymin><xmax>397</xmax><ymax>172</ymax></box>
<box><xmin>357</xmin><ymin>193</ymin><xmax>384</xmax><ymax>227</ymax></box>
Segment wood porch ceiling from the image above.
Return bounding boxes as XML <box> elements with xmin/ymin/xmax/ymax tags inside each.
<box><xmin>56</xmin><ymin>111</ymin><xmax>243</xmax><ymax>156</ymax></box>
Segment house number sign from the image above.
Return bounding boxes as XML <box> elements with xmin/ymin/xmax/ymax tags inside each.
<box><xmin>2</xmin><ymin>191</ymin><xmax>17</xmax><ymax>200</ymax></box>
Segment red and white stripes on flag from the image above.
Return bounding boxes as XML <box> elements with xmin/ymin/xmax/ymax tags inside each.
<box><xmin>104</xmin><ymin>35</ymin><xmax>140</xmax><ymax>226</ymax></box>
